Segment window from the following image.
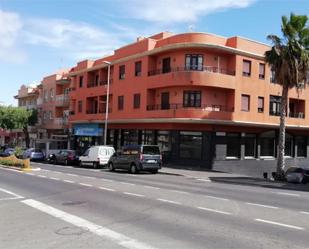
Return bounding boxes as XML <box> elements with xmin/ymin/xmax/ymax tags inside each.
<box><xmin>95</xmin><ymin>75</ymin><xmax>99</xmax><ymax>86</ymax></box>
<box><xmin>185</xmin><ymin>54</ymin><xmax>203</xmax><ymax>71</ymax></box>
<box><xmin>260</xmin><ymin>131</ymin><xmax>275</xmax><ymax>157</ymax></box>
<box><xmin>269</xmin><ymin>95</ymin><xmax>281</xmax><ymax>116</ymax></box>
<box><xmin>259</xmin><ymin>63</ymin><xmax>265</xmax><ymax>79</ymax></box>
<box><xmin>49</xmin><ymin>89</ymin><xmax>54</xmax><ymax>100</ymax></box>
<box><xmin>183</xmin><ymin>91</ymin><xmax>201</xmax><ymax>107</ymax></box>
<box><xmin>285</xmin><ymin>133</ymin><xmax>293</xmax><ymax>157</ymax></box>
<box><xmin>258</xmin><ymin>97</ymin><xmax>264</xmax><ymax>113</ymax></box>
<box><xmin>241</xmin><ymin>94</ymin><xmax>250</xmax><ymax>111</ymax></box>
<box><xmin>135</xmin><ymin>61</ymin><xmax>142</xmax><ymax>76</ymax></box>
<box><xmin>270</xmin><ymin>68</ymin><xmax>276</xmax><ymax>83</ymax></box>
<box><xmin>226</xmin><ymin>133</ymin><xmax>240</xmax><ymax>158</ymax></box>
<box><xmin>162</xmin><ymin>57</ymin><xmax>171</xmax><ymax>74</ymax></box>
<box><xmin>79</xmin><ymin>76</ymin><xmax>83</xmax><ymax>87</ymax></box>
<box><xmin>119</xmin><ymin>65</ymin><xmax>125</xmax><ymax>79</ymax></box>
<box><xmin>118</xmin><ymin>96</ymin><xmax>124</xmax><ymax>110</ymax></box>
<box><xmin>133</xmin><ymin>93</ymin><xmax>140</xmax><ymax>109</ymax></box>
<box><xmin>78</xmin><ymin>100</ymin><xmax>83</xmax><ymax>113</ymax></box>
<box><xmin>296</xmin><ymin>136</ymin><xmax>307</xmax><ymax>157</ymax></box>
<box><xmin>242</xmin><ymin>60</ymin><xmax>251</xmax><ymax>76</ymax></box>
<box><xmin>243</xmin><ymin>134</ymin><xmax>256</xmax><ymax>158</ymax></box>
<box><xmin>179</xmin><ymin>131</ymin><xmax>202</xmax><ymax>160</ymax></box>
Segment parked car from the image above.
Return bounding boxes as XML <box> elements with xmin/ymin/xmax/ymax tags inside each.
<box><xmin>23</xmin><ymin>148</ymin><xmax>45</xmax><ymax>161</ymax></box>
<box><xmin>0</xmin><ymin>148</ymin><xmax>15</xmax><ymax>157</ymax></box>
<box><xmin>108</xmin><ymin>144</ymin><xmax>162</xmax><ymax>174</ymax></box>
<box><xmin>79</xmin><ymin>146</ymin><xmax>115</xmax><ymax>168</ymax></box>
<box><xmin>47</xmin><ymin>150</ymin><xmax>79</xmax><ymax>165</ymax></box>
<box><xmin>284</xmin><ymin>167</ymin><xmax>309</xmax><ymax>184</ymax></box>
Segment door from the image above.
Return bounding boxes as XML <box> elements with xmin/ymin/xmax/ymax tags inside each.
<box><xmin>80</xmin><ymin>149</ymin><xmax>90</xmax><ymax>165</ymax></box>
<box><xmin>161</xmin><ymin>92</ymin><xmax>170</xmax><ymax>110</ymax></box>
<box><xmin>162</xmin><ymin>57</ymin><xmax>171</xmax><ymax>73</ymax></box>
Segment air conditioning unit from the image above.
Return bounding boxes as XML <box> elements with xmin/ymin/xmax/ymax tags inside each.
<box><xmin>298</xmin><ymin>112</ymin><xmax>304</xmax><ymax>118</ymax></box>
<box><xmin>297</xmin><ymin>82</ymin><xmax>305</xmax><ymax>89</ymax></box>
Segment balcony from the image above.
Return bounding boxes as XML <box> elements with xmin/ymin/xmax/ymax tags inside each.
<box><xmin>269</xmin><ymin>110</ymin><xmax>305</xmax><ymax>119</ymax></box>
<box><xmin>86</xmin><ymin>108</ymin><xmax>112</xmax><ymax>114</ymax></box>
<box><xmin>54</xmin><ymin>118</ymin><xmax>68</xmax><ymax>126</ymax></box>
<box><xmin>147</xmin><ymin>66</ymin><xmax>236</xmax><ymax>90</ymax></box>
<box><xmin>146</xmin><ymin>103</ymin><xmax>234</xmax><ymax>120</ymax></box>
<box><xmin>55</xmin><ymin>94</ymin><xmax>70</xmax><ymax>107</ymax></box>
<box><xmin>56</xmin><ymin>78</ymin><xmax>70</xmax><ymax>85</ymax></box>
<box><xmin>87</xmin><ymin>79</ymin><xmax>113</xmax><ymax>88</ymax></box>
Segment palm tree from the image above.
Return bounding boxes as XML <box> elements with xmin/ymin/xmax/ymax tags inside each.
<box><xmin>265</xmin><ymin>13</ymin><xmax>309</xmax><ymax>179</ymax></box>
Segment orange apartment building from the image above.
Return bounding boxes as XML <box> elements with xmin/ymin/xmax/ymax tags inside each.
<box><xmin>35</xmin><ymin>70</ymin><xmax>71</xmax><ymax>154</ymax></box>
<box><xmin>67</xmin><ymin>32</ymin><xmax>308</xmax><ymax>176</ymax></box>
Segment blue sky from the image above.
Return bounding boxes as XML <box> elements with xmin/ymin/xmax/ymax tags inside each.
<box><xmin>0</xmin><ymin>0</ymin><xmax>308</xmax><ymax>106</ymax></box>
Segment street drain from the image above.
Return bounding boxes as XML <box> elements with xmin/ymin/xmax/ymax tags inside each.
<box><xmin>62</xmin><ymin>201</ymin><xmax>87</xmax><ymax>206</ymax></box>
<box><xmin>55</xmin><ymin>226</ymin><xmax>88</xmax><ymax>236</ymax></box>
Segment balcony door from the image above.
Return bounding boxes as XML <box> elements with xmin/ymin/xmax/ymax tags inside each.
<box><xmin>161</xmin><ymin>92</ymin><xmax>170</xmax><ymax>110</ymax></box>
<box><xmin>162</xmin><ymin>57</ymin><xmax>171</xmax><ymax>74</ymax></box>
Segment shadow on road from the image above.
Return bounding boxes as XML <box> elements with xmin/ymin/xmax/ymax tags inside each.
<box><xmin>209</xmin><ymin>176</ymin><xmax>309</xmax><ymax>192</ymax></box>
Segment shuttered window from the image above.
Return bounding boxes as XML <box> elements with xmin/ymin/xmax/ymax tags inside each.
<box><xmin>259</xmin><ymin>63</ymin><xmax>265</xmax><ymax>79</ymax></box>
<box><xmin>241</xmin><ymin>94</ymin><xmax>250</xmax><ymax>111</ymax></box>
<box><xmin>242</xmin><ymin>60</ymin><xmax>251</xmax><ymax>76</ymax></box>
<box><xmin>258</xmin><ymin>97</ymin><xmax>264</xmax><ymax>113</ymax></box>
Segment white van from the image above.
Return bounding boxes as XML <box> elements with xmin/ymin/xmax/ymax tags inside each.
<box><xmin>79</xmin><ymin>146</ymin><xmax>115</xmax><ymax>168</ymax></box>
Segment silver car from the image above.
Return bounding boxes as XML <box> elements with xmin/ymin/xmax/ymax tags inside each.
<box><xmin>285</xmin><ymin>167</ymin><xmax>308</xmax><ymax>184</ymax></box>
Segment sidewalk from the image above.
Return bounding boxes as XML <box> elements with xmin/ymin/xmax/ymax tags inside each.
<box><xmin>161</xmin><ymin>164</ymin><xmax>309</xmax><ymax>192</ymax></box>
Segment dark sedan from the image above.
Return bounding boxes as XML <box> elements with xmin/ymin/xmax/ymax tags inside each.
<box><xmin>47</xmin><ymin>150</ymin><xmax>79</xmax><ymax>165</ymax></box>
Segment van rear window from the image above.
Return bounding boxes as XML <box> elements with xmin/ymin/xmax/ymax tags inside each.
<box><xmin>142</xmin><ymin>146</ymin><xmax>160</xmax><ymax>155</ymax></box>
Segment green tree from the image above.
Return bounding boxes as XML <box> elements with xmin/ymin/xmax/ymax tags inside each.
<box><xmin>265</xmin><ymin>13</ymin><xmax>309</xmax><ymax>178</ymax></box>
<box><xmin>0</xmin><ymin>106</ymin><xmax>38</xmax><ymax>148</ymax></box>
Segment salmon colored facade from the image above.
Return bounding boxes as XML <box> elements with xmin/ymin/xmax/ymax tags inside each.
<box><xmin>17</xmin><ymin>31</ymin><xmax>309</xmax><ymax>176</ymax></box>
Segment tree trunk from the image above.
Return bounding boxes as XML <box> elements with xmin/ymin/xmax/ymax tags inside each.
<box><xmin>276</xmin><ymin>84</ymin><xmax>289</xmax><ymax>179</ymax></box>
<box><xmin>23</xmin><ymin>126</ymin><xmax>30</xmax><ymax>148</ymax></box>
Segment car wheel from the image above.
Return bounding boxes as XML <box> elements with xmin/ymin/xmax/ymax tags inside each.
<box><xmin>64</xmin><ymin>159</ymin><xmax>68</xmax><ymax>166</ymax></box>
<box><xmin>151</xmin><ymin>169</ymin><xmax>158</xmax><ymax>174</ymax></box>
<box><xmin>79</xmin><ymin>161</ymin><xmax>83</xmax><ymax>167</ymax></box>
<box><xmin>53</xmin><ymin>159</ymin><xmax>58</xmax><ymax>165</ymax></box>
<box><xmin>108</xmin><ymin>162</ymin><xmax>115</xmax><ymax>172</ymax></box>
<box><xmin>130</xmin><ymin>164</ymin><xmax>138</xmax><ymax>174</ymax></box>
<box><xmin>93</xmin><ymin>162</ymin><xmax>99</xmax><ymax>169</ymax></box>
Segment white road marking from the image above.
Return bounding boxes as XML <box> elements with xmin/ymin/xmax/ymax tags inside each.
<box><xmin>157</xmin><ymin>198</ymin><xmax>181</xmax><ymax>205</ymax></box>
<box><xmin>84</xmin><ymin>176</ymin><xmax>95</xmax><ymax>179</ymax></box>
<box><xmin>66</xmin><ymin>173</ymin><xmax>78</xmax><ymax>177</ymax></box>
<box><xmin>50</xmin><ymin>177</ymin><xmax>60</xmax><ymax>181</ymax></box>
<box><xmin>101</xmin><ymin>179</ymin><xmax>114</xmax><ymax>182</ymax></box>
<box><xmin>99</xmin><ymin>187</ymin><xmax>116</xmax><ymax>192</ymax></box>
<box><xmin>0</xmin><ymin>187</ymin><xmax>24</xmax><ymax>199</ymax></box>
<box><xmin>63</xmin><ymin>180</ymin><xmax>75</xmax><ymax>184</ymax></box>
<box><xmin>25</xmin><ymin>173</ymin><xmax>35</xmax><ymax>176</ymax></box>
<box><xmin>144</xmin><ymin>185</ymin><xmax>160</xmax><ymax>190</ymax></box>
<box><xmin>197</xmin><ymin>206</ymin><xmax>232</xmax><ymax>215</ymax></box>
<box><xmin>22</xmin><ymin>199</ymin><xmax>158</xmax><ymax>249</ymax></box>
<box><xmin>123</xmin><ymin>192</ymin><xmax>145</xmax><ymax>197</ymax></box>
<box><xmin>300</xmin><ymin>211</ymin><xmax>309</xmax><ymax>215</ymax></box>
<box><xmin>204</xmin><ymin>195</ymin><xmax>229</xmax><ymax>201</ymax></box>
<box><xmin>79</xmin><ymin>183</ymin><xmax>93</xmax><ymax>187</ymax></box>
<box><xmin>246</xmin><ymin>202</ymin><xmax>280</xmax><ymax>209</ymax></box>
<box><xmin>170</xmin><ymin>190</ymin><xmax>189</xmax><ymax>194</ymax></box>
<box><xmin>275</xmin><ymin>192</ymin><xmax>300</xmax><ymax>197</ymax></box>
<box><xmin>0</xmin><ymin>197</ymin><xmax>23</xmax><ymax>201</ymax></box>
<box><xmin>120</xmin><ymin>182</ymin><xmax>136</xmax><ymax>186</ymax></box>
<box><xmin>37</xmin><ymin>175</ymin><xmax>47</xmax><ymax>178</ymax></box>
<box><xmin>196</xmin><ymin>178</ymin><xmax>211</xmax><ymax>182</ymax></box>
<box><xmin>255</xmin><ymin>219</ymin><xmax>305</xmax><ymax>230</ymax></box>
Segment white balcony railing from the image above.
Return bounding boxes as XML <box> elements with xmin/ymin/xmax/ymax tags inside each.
<box><xmin>55</xmin><ymin>94</ymin><xmax>69</xmax><ymax>106</ymax></box>
<box><xmin>54</xmin><ymin>118</ymin><xmax>68</xmax><ymax>126</ymax></box>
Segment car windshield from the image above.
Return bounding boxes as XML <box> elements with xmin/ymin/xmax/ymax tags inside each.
<box><xmin>142</xmin><ymin>146</ymin><xmax>160</xmax><ymax>155</ymax></box>
<box><xmin>34</xmin><ymin>149</ymin><xmax>42</xmax><ymax>153</ymax></box>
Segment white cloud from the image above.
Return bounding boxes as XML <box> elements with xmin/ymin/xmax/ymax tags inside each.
<box><xmin>0</xmin><ymin>10</ymin><xmax>26</xmax><ymax>63</ymax></box>
<box><xmin>122</xmin><ymin>0</ymin><xmax>255</xmax><ymax>23</ymax></box>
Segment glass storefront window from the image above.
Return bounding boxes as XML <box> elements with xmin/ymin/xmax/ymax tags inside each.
<box><xmin>285</xmin><ymin>133</ymin><xmax>293</xmax><ymax>157</ymax></box>
<box><xmin>244</xmin><ymin>134</ymin><xmax>256</xmax><ymax>158</ymax></box>
<box><xmin>142</xmin><ymin>130</ymin><xmax>154</xmax><ymax>145</ymax></box>
<box><xmin>179</xmin><ymin>131</ymin><xmax>202</xmax><ymax>160</ymax></box>
<box><xmin>157</xmin><ymin>131</ymin><xmax>171</xmax><ymax>153</ymax></box>
<box><xmin>260</xmin><ymin>131</ymin><xmax>275</xmax><ymax>157</ymax></box>
<box><xmin>296</xmin><ymin>136</ymin><xmax>307</xmax><ymax>157</ymax></box>
<box><xmin>122</xmin><ymin>130</ymin><xmax>138</xmax><ymax>145</ymax></box>
<box><xmin>226</xmin><ymin>133</ymin><xmax>240</xmax><ymax>158</ymax></box>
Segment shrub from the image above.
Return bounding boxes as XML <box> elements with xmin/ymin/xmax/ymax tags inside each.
<box><xmin>0</xmin><ymin>155</ymin><xmax>30</xmax><ymax>168</ymax></box>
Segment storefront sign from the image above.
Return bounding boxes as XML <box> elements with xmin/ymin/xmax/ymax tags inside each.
<box><xmin>73</xmin><ymin>124</ymin><xmax>103</xmax><ymax>137</ymax></box>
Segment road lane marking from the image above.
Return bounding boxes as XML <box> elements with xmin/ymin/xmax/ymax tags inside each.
<box><xmin>84</xmin><ymin>176</ymin><xmax>95</xmax><ymax>179</ymax></box>
<box><xmin>123</xmin><ymin>192</ymin><xmax>145</xmax><ymax>197</ymax></box>
<box><xmin>157</xmin><ymin>198</ymin><xmax>181</xmax><ymax>205</ymax></box>
<box><xmin>25</xmin><ymin>172</ymin><xmax>35</xmax><ymax>176</ymax></box>
<box><xmin>63</xmin><ymin>180</ymin><xmax>75</xmax><ymax>184</ymax></box>
<box><xmin>0</xmin><ymin>187</ymin><xmax>24</xmax><ymax>199</ymax></box>
<box><xmin>275</xmin><ymin>192</ymin><xmax>300</xmax><ymax>197</ymax></box>
<box><xmin>99</xmin><ymin>187</ymin><xmax>116</xmax><ymax>192</ymax></box>
<box><xmin>22</xmin><ymin>199</ymin><xmax>159</xmax><ymax>249</ymax></box>
<box><xmin>0</xmin><ymin>197</ymin><xmax>23</xmax><ymax>201</ymax></box>
<box><xmin>170</xmin><ymin>190</ymin><xmax>189</xmax><ymax>194</ymax></box>
<box><xmin>79</xmin><ymin>183</ymin><xmax>93</xmax><ymax>187</ymax></box>
<box><xmin>120</xmin><ymin>182</ymin><xmax>136</xmax><ymax>186</ymax></box>
<box><xmin>144</xmin><ymin>186</ymin><xmax>160</xmax><ymax>190</ymax></box>
<box><xmin>66</xmin><ymin>173</ymin><xmax>78</xmax><ymax>177</ymax></box>
<box><xmin>37</xmin><ymin>175</ymin><xmax>47</xmax><ymax>178</ymax></box>
<box><xmin>196</xmin><ymin>178</ymin><xmax>211</xmax><ymax>182</ymax></box>
<box><xmin>255</xmin><ymin>219</ymin><xmax>305</xmax><ymax>230</ymax></box>
<box><xmin>197</xmin><ymin>206</ymin><xmax>232</xmax><ymax>215</ymax></box>
<box><xmin>50</xmin><ymin>177</ymin><xmax>60</xmax><ymax>181</ymax></box>
<box><xmin>246</xmin><ymin>202</ymin><xmax>280</xmax><ymax>209</ymax></box>
<box><xmin>204</xmin><ymin>195</ymin><xmax>229</xmax><ymax>201</ymax></box>
<box><xmin>101</xmin><ymin>179</ymin><xmax>114</xmax><ymax>182</ymax></box>
<box><xmin>300</xmin><ymin>211</ymin><xmax>309</xmax><ymax>215</ymax></box>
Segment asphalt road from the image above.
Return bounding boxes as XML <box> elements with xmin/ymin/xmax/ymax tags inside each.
<box><xmin>1</xmin><ymin>162</ymin><xmax>309</xmax><ymax>249</ymax></box>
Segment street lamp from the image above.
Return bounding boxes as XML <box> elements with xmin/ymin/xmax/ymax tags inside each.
<box><xmin>103</xmin><ymin>61</ymin><xmax>111</xmax><ymax>145</ymax></box>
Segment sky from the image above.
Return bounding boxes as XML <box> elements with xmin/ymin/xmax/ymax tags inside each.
<box><xmin>0</xmin><ymin>0</ymin><xmax>308</xmax><ymax>106</ymax></box>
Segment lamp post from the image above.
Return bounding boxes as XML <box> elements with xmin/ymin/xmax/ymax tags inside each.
<box><xmin>103</xmin><ymin>61</ymin><xmax>111</xmax><ymax>145</ymax></box>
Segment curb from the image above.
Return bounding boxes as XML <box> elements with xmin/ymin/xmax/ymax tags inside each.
<box><xmin>0</xmin><ymin>164</ymin><xmax>40</xmax><ymax>172</ymax></box>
